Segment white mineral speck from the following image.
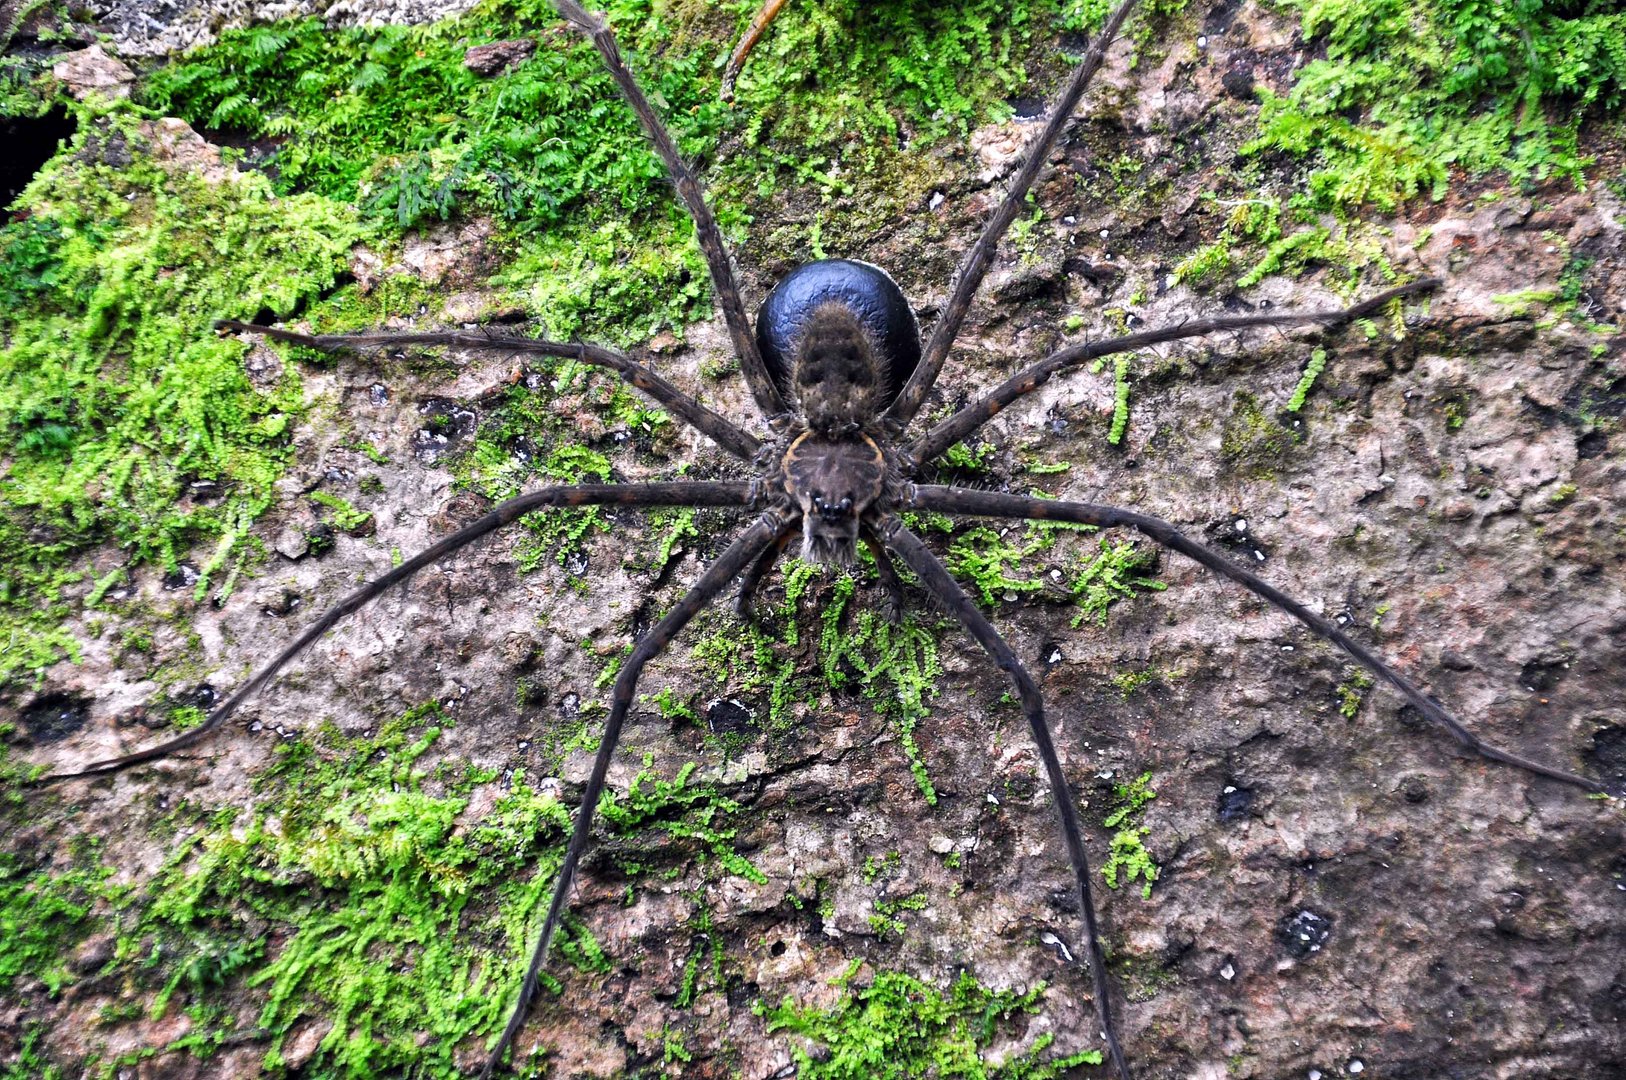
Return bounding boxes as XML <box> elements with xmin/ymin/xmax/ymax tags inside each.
<box><xmin>1220</xmin><ymin>962</ymin><xmax>1235</xmax><ymax>980</ymax></box>
<box><xmin>1309</xmin><ymin>1072</ymin><xmax>1322</xmax><ymax>1080</ymax></box>
<box><xmin>1234</xmin><ymin>518</ymin><xmax>1247</xmax><ymax>532</ymax></box>
<box><xmin>1348</xmin><ymin>1062</ymin><xmax>1364</xmax><ymax>1074</ymax></box>
<box><xmin>928</xmin><ymin>191</ymin><xmax>945</xmax><ymax>210</ymax></box>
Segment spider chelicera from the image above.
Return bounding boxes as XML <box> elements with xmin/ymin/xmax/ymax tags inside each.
<box><xmin>34</xmin><ymin>0</ymin><xmax>1618</xmax><ymax>1076</ymax></box>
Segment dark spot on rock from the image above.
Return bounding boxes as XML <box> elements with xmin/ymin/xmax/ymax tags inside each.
<box><xmin>1216</xmin><ymin>783</ymin><xmax>1253</xmax><ymax>822</ymax></box>
<box><xmin>3</xmin><ymin>104</ymin><xmax>77</xmax><ymax>207</ymax></box>
<box><xmin>304</xmin><ymin>522</ymin><xmax>335</xmax><ymax>557</ymax></box>
<box><xmin>1439</xmin><ymin>650</ymin><xmax>1475</xmax><ymax>671</ymax></box>
<box><xmin>369</xmin><ymin>382</ymin><xmax>390</xmax><ymax>405</ymax></box>
<box><xmin>1221</xmin><ymin>63</ymin><xmax>1255</xmax><ymax>100</ymax></box>
<box><xmin>706</xmin><ymin>698</ymin><xmax>754</xmax><ymax>736</ymax></box>
<box><xmin>1398</xmin><ymin>774</ymin><xmax>1430</xmax><ymax>803</ymax></box>
<box><xmin>1577</xmin><ymin>430</ymin><xmax>1609</xmax><ymax>459</ymax></box>
<box><xmin>558</xmin><ymin>691</ymin><xmax>581</xmax><ymax>719</ymax></box>
<box><xmin>1008</xmin><ymin>96</ymin><xmax>1046</xmax><ymax>119</ymax></box>
<box><xmin>412</xmin><ymin>398</ymin><xmax>478</xmax><ymax>463</ymax></box>
<box><xmin>1585</xmin><ymin>725</ymin><xmax>1626</xmax><ymax>784</ymax></box>
<box><xmin>1206</xmin><ymin>515</ymin><xmax>1267</xmax><ymax>563</ymax></box>
<box><xmin>162</xmin><ymin>561</ymin><xmax>200</xmax><ymax>591</ymax></box>
<box><xmin>1519</xmin><ymin>654</ymin><xmax>1570</xmax><ymax>692</ymax></box>
<box><xmin>769</xmin><ymin>939</ymin><xmax>787</xmax><ymax>957</ymax></box>
<box><xmin>19</xmin><ymin>692</ymin><xmax>91</xmax><ymax>743</ymax></box>
<box><xmin>563</xmin><ymin>548</ymin><xmax>590</xmax><ymax>577</ymax></box>
<box><xmin>192</xmin><ymin>684</ymin><xmax>219</xmax><ymax>710</ymax></box>
<box><xmin>1041</xmin><ymin>642</ymin><xmax>1065</xmax><ymax>671</ymax></box>
<box><xmin>1276</xmin><ymin>908</ymin><xmax>1333</xmax><ymax>958</ymax></box>
<box><xmin>1589</xmin><ymin>968</ymin><xmax>1625</xmax><ymax>1023</ymax></box>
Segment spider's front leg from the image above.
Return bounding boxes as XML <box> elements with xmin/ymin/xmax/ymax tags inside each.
<box><xmin>549</xmin><ymin>0</ymin><xmax>789</xmax><ymax>423</ymax></box>
<box><xmin>874</xmin><ymin>513</ymin><xmax>1134</xmax><ymax>1079</ymax></box>
<box><xmin>480</xmin><ymin>512</ymin><xmax>785</xmax><ymax>1077</ymax></box>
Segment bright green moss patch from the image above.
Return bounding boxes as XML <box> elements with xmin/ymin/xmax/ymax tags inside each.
<box><xmin>948</xmin><ymin>521</ymin><xmax>1163</xmax><ymax>625</ymax></box>
<box><xmin>105</xmin><ymin>704</ymin><xmax>765</xmax><ymax>1075</ymax></box>
<box><xmin>820</xmin><ymin>576</ymin><xmax>944</xmax><ymax>803</ymax></box>
<box><xmin>0</xmin><ymin>113</ymin><xmax>365</xmax><ymax>687</ymax></box>
<box><xmin>1100</xmin><ymin>771</ymin><xmax>1158</xmax><ymax>899</ymax></box>
<box><xmin>0</xmin><ymin>851</ymin><xmax>120</xmax><ymax>996</ymax></box>
<box><xmin>759</xmin><ymin>969</ymin><xmax>1103</xmax><ymax>1078</ymax></box>
<box><xmin>1250</xmin><ymin>0</ymin><xmax>1626</xmax><ymax>214</ymax></box>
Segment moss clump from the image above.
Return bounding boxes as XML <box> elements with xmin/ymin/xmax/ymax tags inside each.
<box><xmin>1100</xmin><ymin>771</ymin><xmax>1158</xmax><ymax>899</ymax></box>
<box><xmin>759</xmin><ymin>969</ymin><xmax>1103</xmax><ymax>1079</ymax></box>
<box><xmin>0</xmin><ymin>851</ymin><xmax>120</xmax><ymax>996</ymax></box>
<box><xmin>0</xmin><ymin>114</ymin><xmax>364</xmax><ymax>687</ymax></box>
<box><xmin>1249</xmin><ymin>0</ymin><xmax>1626</xmax><ymax>213</ymax></box>
<box><xmin>81</xmin><ymin>704</ymin><xmax>766</xmax><ymax>1076</ymax></box>
<box><xmin>1220</xmin><ymin>391</ymin><xmax>1291</xmax><ymax>472</ymax></box>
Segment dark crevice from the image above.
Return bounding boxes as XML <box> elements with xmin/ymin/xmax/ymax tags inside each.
<box><xmin>2</xmin><ymin>103</ymin><xmax>76</xmax><ymax>211</ymax></box>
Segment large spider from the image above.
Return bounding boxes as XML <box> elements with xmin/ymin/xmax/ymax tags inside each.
<box><xmin>29</xmin><ymin>0</ymin><xmax>1620</xmax><ymax>1076</ymax></box>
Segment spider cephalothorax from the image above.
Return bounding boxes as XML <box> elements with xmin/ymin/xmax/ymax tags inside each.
<box><xmin>30</xmin><ymin>1</ymin><xmax>1619</xmax><ymax>1077</ymax></box>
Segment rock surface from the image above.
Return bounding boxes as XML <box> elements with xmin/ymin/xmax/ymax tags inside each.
<box><xmin>6</xmin><ymin>2</ymin><xmax>1625</xmax><ymax>1079</ymax></box>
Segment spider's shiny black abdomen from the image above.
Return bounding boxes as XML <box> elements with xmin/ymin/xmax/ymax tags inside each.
<box><xmin>756</xmin><ymin>259</ymin><xmax>920</xmax><ymax>408</ymax></box>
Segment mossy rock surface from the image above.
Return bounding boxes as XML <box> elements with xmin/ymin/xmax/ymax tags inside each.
<box><xmin>4</xmin><ymin>1</ymin><xmax>1625</xmax><ymax>1077</ymax></box>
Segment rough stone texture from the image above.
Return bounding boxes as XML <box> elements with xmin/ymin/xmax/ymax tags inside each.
<box><xmin>7</xmin><ymin>2</ymin><xmax>1626</xmax><ymax>1079</ymax></box>
<box><xmin>82</xmin><ymin>0</ymin><xmax>479</xmax><ymax>56</ymax></box>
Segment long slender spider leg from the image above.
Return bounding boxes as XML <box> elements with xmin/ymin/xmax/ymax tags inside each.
<box><xmin>734</xmin><ymin>514</ymin><xmax>800</xmax><ymax>620</ymax></box>
<box><xmin>33</xmin><ymin>482</ymin><xmax>752</xmax><ymax>785</ymax></box>
<box><xmin>481</xmin><ymin>513</ymin><xmax>784</xmax><ymax>1078</ymax></box>
<box><xmin>907</xmin><ymin>279</ymin><xmax>1439</xmax><ymax>464</ymax></box>
<box><xmin>908</xmin><ymin>486</ymin><xmax>1619</xmax><ymax>797</ymax></box>
<box><xmin>216</xmin><ymin>321</ymin><xmax>762</xmax><ymax>462</ymax></box>
<box><xmin>884</xmin><ymin>0</ymin><xmax>1141</xmax><ymax>429</ymax></box>
<box><xmin>860</xmin><ymin>525</ymin><xmax>907</xmax><ymax>623</ymax></box>
<box><xmin>873</xmin><ymin>514</ymin><xmax>1132</xmax><ymax>1080</ymax></box>
<box><xmin>720</xmin><ymin>0</ymin><xmax>790</xmax><ymax>102</ymax></box>
<box><xmin>548</xmin><ymin>0</ymin><xmax>790</xmax><ymax>423</ymax></box>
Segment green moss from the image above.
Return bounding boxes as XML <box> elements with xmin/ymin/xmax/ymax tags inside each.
<box><xmin>1100</xmin><ymin>771</ymin><xmax>1158</xmax><ymax>899</ymax></box>
<box><xmin>1247</xmin><ymin>0</ymin><xmax>1626</xmax><ymax>214</ymax></box>
<box><xmin>758</xmin><ymin>969</ymin><xmax>1102</xmax><ymax>1078</ymax></box>
<box><xmin>867</xmin><ymin>892</ymin><xmax>927</xmax><ymax>939</ymax></box>
<box><xmin>1220</xmin><ymin>391</ymin><xmax>1290</xmax><ymax>472</ymax></box>
<box><xmin>1285</xmin><ymin>348</ymin><xmax>1330</xmax><ymax>413</ymax></box>
<box><xmin>308</xmin><ymin>490</ymin><xmax>373</xmax><ymax>534</ymax></box>
<box><xmin>0</xmin><ymin>851</ymin><xmax>121</xmax><ymax>996</ymax></box>
<box><xmin>1336</xmin><ymin>668</ymin><xmax>1375</xmax><ymax>719</ymax></box>
<box><xmin>5</xmin><ymin>704</ymin><xmax>766</xmax><ymax>1076</ymax></box>
<box><xmin>0</xmin><ymin>111</ymin><xmax>364</xmax><ymax>687</ymax></box>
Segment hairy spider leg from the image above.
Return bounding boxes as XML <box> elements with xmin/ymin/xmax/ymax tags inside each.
<box><xmin>875</xmin><ymin>515</ymin><xmax>1133</xmax><ymax>1080</ymax></box>
<box><xmin>884</xmin><ymin>0</ymin><xmax>1143</xmax><ymax>429</ymax></box>
<box><xmin>481</xmin><ymin>514</ymin><xmax>786</xmax><ymax>1077</ymax></box>
<box><xmin>735</xmin><ymin>514</ymin><xmax>801</xmax><ymax>619</ymax></box>
<box><xmin>908</xmin><ymin>487</ymin><xmax>1617</xmax><ymax>797</ymax></box>
<box><xmin>33</xmin><ymin>482</ymin><xmax>752</xmax><ymax>785</ymax></box>
<box><xmin>906</xmin><ymin>279</ymin><xmax>1440</xmax><ymax>466</ymax></box>
<box><xmin>550</xmin><ymin>0</ymin><xmax>788</xmax><ymax>423</ymax></box>
<box><xmin>720</xmin><ymin>0</ymin><xmax>790</xmax><ymax>101</ymax></box>
<box><xmin>214</xmin><ymin>321</ymin><xmax>762</xmax><ymax>463</ymax></box>
<box><xmin>860</xmin><ymin>525</ymin><xmax>908</xmax><ymax>623</ymax></box>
